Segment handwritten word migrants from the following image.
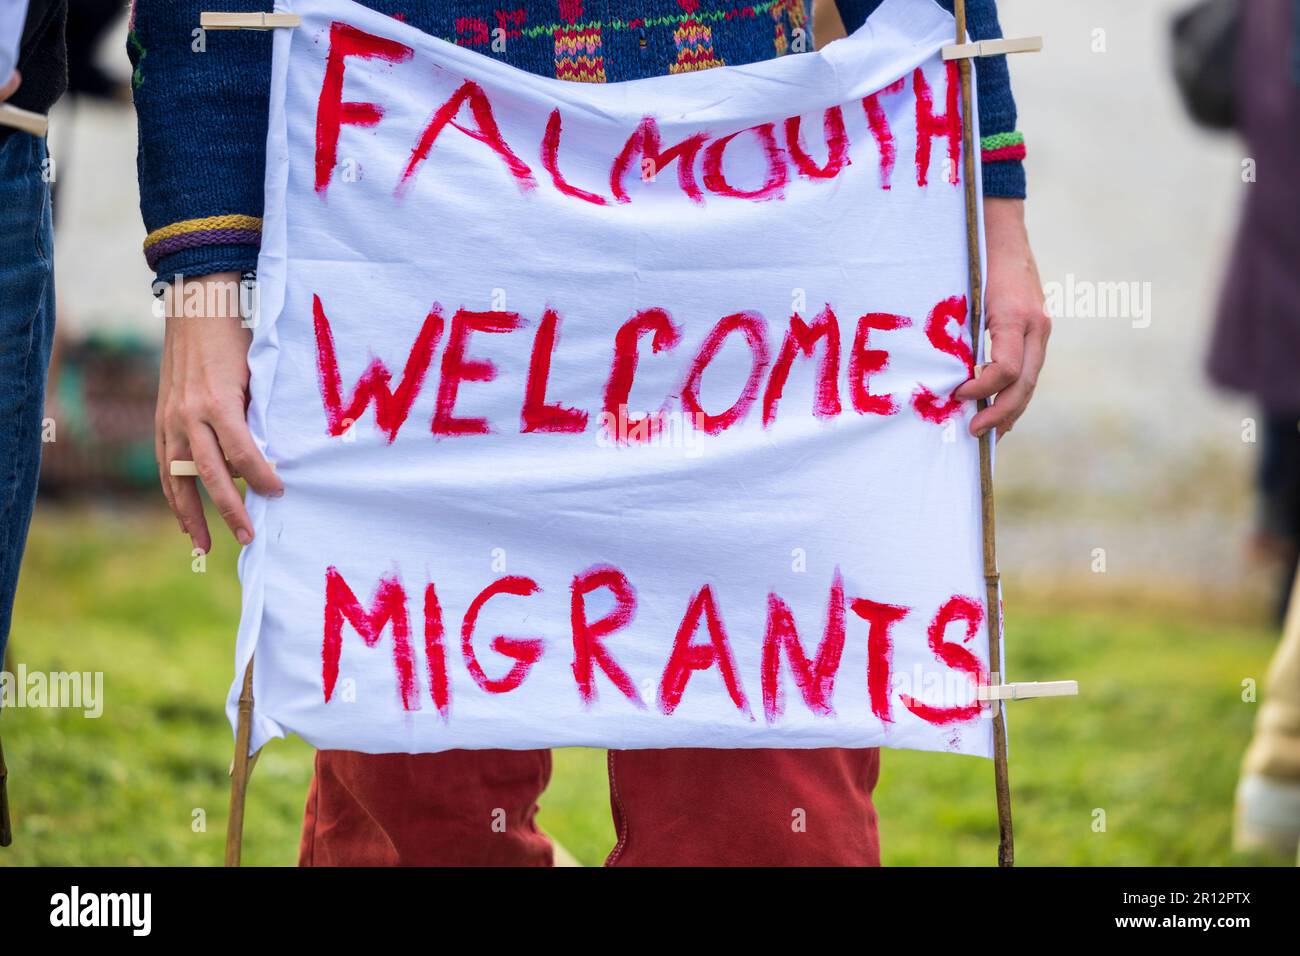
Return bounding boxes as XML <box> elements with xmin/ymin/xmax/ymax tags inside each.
<box><xmin>323</xmin><ymin>564</ymin><xmax>988</xmax><ymax>726</ymax></box>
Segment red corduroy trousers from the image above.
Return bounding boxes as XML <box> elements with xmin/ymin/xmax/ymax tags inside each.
<box><xmin>299</xmin><ymin>747</ymin><xmax>880</xmax><ymax>866</ymax></box>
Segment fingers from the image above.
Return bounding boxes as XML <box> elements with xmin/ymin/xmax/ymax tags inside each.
<box><xmin>156</xmin><ymin>433</ymin><xmax>185</xmax><ymax>534</ymax></box>
<box><xmin>970</xmin><ymin>378</ymin><xmax>1030</xmax><ymax>439</ymax></box>
<box><xmin>208</xmin><ymin>406</ymin><xmax>283</xmax><ymax>498</ymax></box>
<box><xmin>186</xmin><ymin>419</ymin><xmax>254</xmax><ymax>546</ymax></box>
<box><xmin>954</xmin><ymin>319</ymin><xmax>1025</xmax><ymax>402</ymax></box>
<box><xmin>165</xmin><ymin>430</ymin><xmax>211</xmax><ymax>554</ymax></box>
<box><xmin>155</xmin><ymin>348</ymin><xmax>186</xmax><ymax>534</ymax></box>
<box><xmin>969</xmin><ymin>313</ymin><xmax>1049</xmax><ymax>438</ymax></box>
<box><xmin>0</xmin><ymin>70</ymin><xmax>20</xmax><ymax>102</ymax></box>
<box><xmin>161</xmin><ymin>405</ymin><xmax>271</xmax><ymax>551</ymax></box>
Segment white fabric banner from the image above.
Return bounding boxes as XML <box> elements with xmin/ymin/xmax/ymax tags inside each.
<box><xmin>234</xmin><ymin>0</ymin><xmax>996</xmax><ymax>759</ymax></box>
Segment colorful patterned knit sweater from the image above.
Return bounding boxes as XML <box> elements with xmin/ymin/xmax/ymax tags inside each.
<box><xmin>129</xmin><ymin>0</ymin><xmax>1025</xmax><ymax>281</ymax></box>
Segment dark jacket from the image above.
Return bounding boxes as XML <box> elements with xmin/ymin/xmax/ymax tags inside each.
<box><xmin>1209</xmin><ymin>0</ymin><xmax>1300</xmax><ymax>411</ymax></box>
<box><xmin>2</xmin><ymin>0</ymin><xmax>67</xmax><ymax>119</ymax></box>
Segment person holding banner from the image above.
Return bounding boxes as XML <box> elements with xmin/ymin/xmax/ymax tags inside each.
<box><xmin>129</xmin><ymin>0</ymin><xmax>1049</xmax><ymax>866</ymax></box>
<box><xmin>1</xmin><ymin>0</ymin><xmax>64</xmax><ymax>659</ymax></box>
<box><xmin>1</xmin><ymin>0</ymin><xmax>66</xmax><ymax>850</ymax></box>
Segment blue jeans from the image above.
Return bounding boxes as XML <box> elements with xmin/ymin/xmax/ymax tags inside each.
<box><xmin>0</xmin><ymin>132</ymin><xmax>55</xmax><ymax>658</ymax></box>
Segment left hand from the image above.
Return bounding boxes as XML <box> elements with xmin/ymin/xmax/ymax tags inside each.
<box><xmin>954</xmin><ymin>197</ymin><xmax>1050</xmax><ymax>439</ymax></box>
<box><xmin>0</xmin><ymin>70</ymin><xmax>19</xmax><ymax>101</ymax></box>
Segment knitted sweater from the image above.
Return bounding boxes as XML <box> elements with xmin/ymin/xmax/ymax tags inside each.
<box><xmin>128</xmin><ymin>0</ymin><xmax>1025</xmax><ymax>282</ymax></box>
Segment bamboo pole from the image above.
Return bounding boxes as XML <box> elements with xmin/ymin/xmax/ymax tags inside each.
<box><xmin>953</xmin><ymin>0</ymin><xmax>1014</xmax><ymax>868</ymax></box>
<box><xmin>225</xmin><ymin>657</ymin><xmax>256</xmax><ymax>866</ymax></box>
<box><xmin>2</xmin><ymin>639</ymin><xmax>13</xmax><ymax>847</ymax></box>
<box><xmin>0</xmin><ymin>732</ymin><xmax>11</xmax><ymax>848</ymax></box>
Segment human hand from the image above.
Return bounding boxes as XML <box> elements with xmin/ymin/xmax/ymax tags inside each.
<box><xmin>157</xmin><ymin>272</ymin><xmax>282</xmax><ymax>553</ymax></box>
<box><xmin>0</xmin><ymin>69</ymin><xmax>19</xmax><ymax>101</ymax></box>
<box><xmin>954</xmin><ymin>197</ymin><xmax>1050</xmax><ymax>439</ymax></box>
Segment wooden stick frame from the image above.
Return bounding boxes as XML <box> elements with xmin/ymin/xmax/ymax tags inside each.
<box><xmin>949</xmin><ymin>0</ymin><xmax>1075</xmax><ymax>867</ymax></box>
<box><xmin>951</xmin><ymin>0</ymin><xmax>1015</xmax><ymax>868</ymax></box>
<box><xmin>216</xmin><ymin>5</ymin><xmax>1061</xmax><ymax>868</ymax></box>
<box><xmin>0</xmin><ymin>733</ymin><xmax>12</xmax><ymax>848</ymax></box>
<box><xmin>1</xmin><ymin>642</ymin><xmax>12</xmax><ymax>847</ymax></box>
<box><xmin>226</xmin><ymin>659</ymin><xmax>256</xmax><ymax>866</ymax></box>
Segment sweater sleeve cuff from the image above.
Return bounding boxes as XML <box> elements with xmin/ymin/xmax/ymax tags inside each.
<box><xmin>144</xmin><ymin>214</ymin><xmax>262</xmax><ymax>281</ymax></box>
<box><xmin>980</xmin><ymin>131</ymin><xmax>1026</xmax><ymax>199</ymax></box>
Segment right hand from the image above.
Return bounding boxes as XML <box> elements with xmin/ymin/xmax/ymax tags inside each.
<box><xmin>0</xmin><ymin>70</ymin><xmax>19</xmax><ymax>101</ymax></box>
<box><xmin>157</xmin><ymin>272</ymin><xmax>283</xmax><ymax>553</ymax></box>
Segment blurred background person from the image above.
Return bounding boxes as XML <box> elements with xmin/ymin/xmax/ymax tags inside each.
<box><xmin>1192</xmin><ymin>0</ymin><xmax>1300</xmax><ymax>623</ymax></box>
<box><xmin>1186</xmin><ymin>0</ymin><xmax>1300</xmax><ymax>862</ymax></box>
<box><xmin>1</xmin><ymin>0</ymin><xmax>65</xmax><ymax>659</ymax></box>
<box><xmin>1236</xmin><ymin>564</ymin><xmax>1300</xmax><ymax>859</ymax></box>
<box><xmin>0</xmin><ymin>0</ymin><xmax>67</xmax><ymax>847</ymax></box>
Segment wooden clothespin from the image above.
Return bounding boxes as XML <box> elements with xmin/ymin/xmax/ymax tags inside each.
<box><xmin>168</xmin><ymin>460</ymin><xmax>275</xmax><ymax>478</ymax></box>
<box><xmin>0</xmin><ymin>104</ymin><xmax>49</xmax><ymax>138</ymax></box>
<box><xmin>977</xmin><ymin>679</ymin><xmax>1079</xmax><ymax>703</ymax></box>
<box><xmin>942</xmin><ymin>36</ymin><xmax>1043</xmax><ymax>61</ymax></box>
<box><xmin>200</xmin><ymin>12</ymin><xmax>302</xmax><ymax>31</ymax></box>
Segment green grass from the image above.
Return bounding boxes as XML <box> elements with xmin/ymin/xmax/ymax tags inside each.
<box><xmin>0</xmin><ymin>503</ymin><xmax>1280</xmax><ymax>866</ymax></box>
